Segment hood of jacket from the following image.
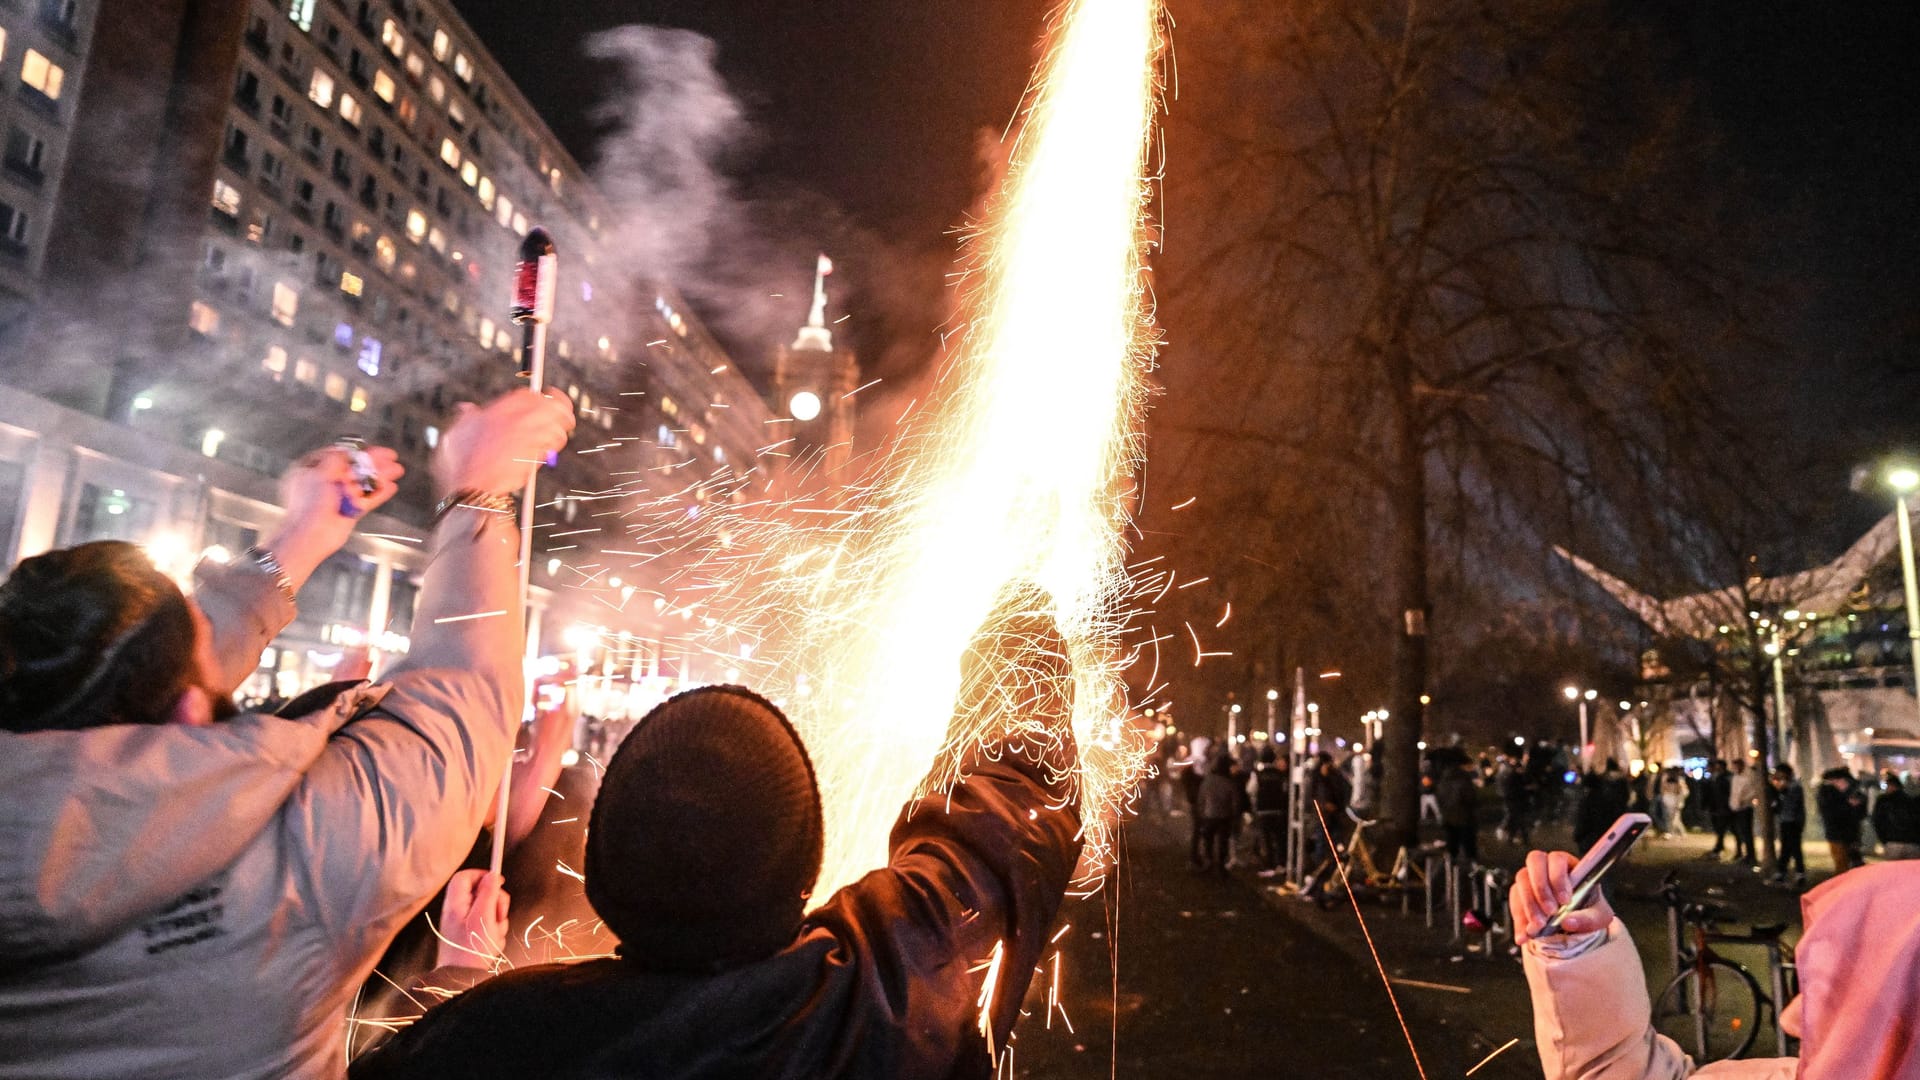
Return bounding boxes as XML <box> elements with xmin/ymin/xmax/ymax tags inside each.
<box><xmin>0</xmin><ymin>682</ymin><xmax>385</xmax><ymax>962</ymax></box>
<box><xmin>1794</xmin><ymin>860</ymin><xmax>1920</xmax><ymax>1079</ymax></box>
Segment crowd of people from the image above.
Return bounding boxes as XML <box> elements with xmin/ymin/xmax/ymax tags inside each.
<box><xmin>1153</xmin><ymin>728</ymin><xmax>1920</xmax><ymax>896</ymax></box>
<box><xmin>0</xmin><ymin>391</ymin><xmax>1089</xmax><ymax>1079</ymax></box>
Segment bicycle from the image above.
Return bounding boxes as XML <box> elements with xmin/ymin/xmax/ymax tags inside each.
<box><xmin>1651</xmin><ymin>873</ymin><xmax>1798</xmax><ymax>1063</ymax></box>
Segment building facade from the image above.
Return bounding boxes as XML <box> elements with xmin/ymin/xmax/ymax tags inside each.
<box><xmin>0</xmin><ymin>0</ymin><xmax>792</xmax><ymax>702</ymax></box>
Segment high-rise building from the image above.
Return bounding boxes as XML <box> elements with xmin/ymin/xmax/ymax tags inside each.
<box><xmin>0</xmin><ymin>0</ymin><xmax>786</xmax><ymax>692</ymax></box>
<box><xmin>0</xmin><ymin>0</ymin><xmax>101</xmax><ymax>329</ymax></box>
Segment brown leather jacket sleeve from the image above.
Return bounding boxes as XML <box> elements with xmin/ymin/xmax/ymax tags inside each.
<box><xmin>799</xmin><ymin>739</ymin><xmax>1083</xmax><ymax>1076</ymax></box>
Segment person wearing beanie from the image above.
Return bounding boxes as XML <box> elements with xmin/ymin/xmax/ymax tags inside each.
<box><xmin>350</xmin><ymin>590</ymin><xmax>1083</xmax><ymax>1080</ymax></box>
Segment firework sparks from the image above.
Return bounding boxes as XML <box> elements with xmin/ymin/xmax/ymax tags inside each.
<box><xmin>682</xmin><ymin>0</ymin><xmax>1169</xmax><ymax>899</ymax></box>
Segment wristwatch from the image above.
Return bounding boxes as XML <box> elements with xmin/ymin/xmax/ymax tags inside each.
<box><xmin>242</xmin><ymin>545</ymin><xmax>297</xmax><ymax>605</ymax></box>
<box><xmin>433</xmin><ymin>488</ymin><xmax>518</xmax><ymax>525</ymax></box>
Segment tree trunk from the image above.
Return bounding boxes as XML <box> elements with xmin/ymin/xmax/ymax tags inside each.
<box><xmin>1381</xmin><ymin>374</ymin><xmax>1429</xmax><ymax>852</ymax></box>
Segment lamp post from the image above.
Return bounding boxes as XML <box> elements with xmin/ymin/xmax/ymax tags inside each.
<box><xmin>1305</xmin><ymin>702</ymin><xmax>1321</xmax><ymax>754</ymax></box>
<box><xmin>1227</xmin><ymin>702</ymin><xmax>1243</xmax><ymax>745</ymax></box>
<box><xmin>1563</xmin><ymin>686</ymin><xmax>1596</xmax><ymax>767</ymax></box>
<box><xmin>1891</xmin><ymin>466</ymin><xmax>1920</xmax><ymax>727</ymax></box>
<box><xmin>1266</xmin><ymin>688</ymin><xmax>1279</xmax><ymax>739</ymax></box>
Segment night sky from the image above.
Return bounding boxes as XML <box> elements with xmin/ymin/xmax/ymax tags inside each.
<box><xmin>456</xmin><ymin>0</ymin><xmax>1920</xmax><ymax>511</ymax></box>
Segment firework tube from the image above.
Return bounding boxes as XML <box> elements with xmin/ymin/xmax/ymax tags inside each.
<box><xmin>492</xmin><ymin>226</ymin><xmax>557</xmax><ymax>876</ymax></box>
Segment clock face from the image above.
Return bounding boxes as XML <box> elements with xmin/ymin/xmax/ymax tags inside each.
<box><xmin>789</xmin><ymin>390</ymin><xmax>823</xmax><ymax>422</ymax></box>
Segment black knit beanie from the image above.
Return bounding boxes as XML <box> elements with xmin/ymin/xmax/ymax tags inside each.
<box><xmin>585</xmin><ymin>685</ymin><xmax>823</xmax><ymax>972</ymax></box>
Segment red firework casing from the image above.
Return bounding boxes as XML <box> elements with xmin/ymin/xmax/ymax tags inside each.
<box><xmin>512</xmin><ymin>226</ymin><xmax>558</xmax><ymax>326</ymax></box>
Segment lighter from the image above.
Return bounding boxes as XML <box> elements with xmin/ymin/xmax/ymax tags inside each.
<box><xmin>335</xmin><ymin>435</ymin><xmax>377</xmax><ymax>517</ymax></box>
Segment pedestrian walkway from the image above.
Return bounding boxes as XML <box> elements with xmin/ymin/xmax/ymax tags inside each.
<box><xmin>1256</xmin><ymin>815</ymin><xmax>1844</xmax><ymax>1073</ymax></box>
<box><xmin>1009</xmin><ymin>810</ymin><xmax>1535</xmax><ymax>1079</ymax></box>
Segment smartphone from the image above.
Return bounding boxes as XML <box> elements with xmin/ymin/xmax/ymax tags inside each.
<box><xmin>1538</xmin><ymin>812</ymin><xmax>1652</xmax><ymax>937</ymax></box>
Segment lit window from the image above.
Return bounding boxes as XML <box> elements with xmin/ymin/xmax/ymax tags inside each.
<box><xmin>287</xmin><ymin>0</ymin><xmax>315</xmax><ymax>33</ymax></box>
<box><xmin>338</xmin><ymin>93</ymin><xmax>361</xmax><ymax>126</ymax></box>
<box><xmin>334</xmin><ymin>321</ymin><xmax>353</xmax><ymax>348</ymax></box>
<box><xmin>713</xmin><ymin>445</ymin><xmax>726</xmax><ymax>464</ymax></box>
<box><xmin>476</xmin><ymin>175</ymin><xmax>494</xmax><ymax>209</ymax></box>
<box><xmin>405</xmin><ymin>209</ymin><xmax>426</xmax><ymax>242</ymax></box>
<box><xmin>657</xmin><ymin>424</ymin><xmax>677</xmax><ymax>448</ymax></box>
<box><xmin>188</xmin><ymin>301</ymin><xmax>220</xmax><ymax>336</ymax></box>
<box><xmin>21</xmin><ymin>50</ymin><xmax>64</xmax><ymax>101</ymax></box>
<box><xmin>373</xmin><ymin>70</ymin><xmax>396</xmax><ymax>103</ymax></box>
<box><xmin>510</xmin><ymin>212</ymin><xmax>527</xmax><ymax>235</ymax></box>
<box><xmin>660</xmin><ymin>396</ymin><xmax>679</xmax><ymax>418</ymax></box>
<box><xmin>423</xmin><ymin>424</ymin><xmax>439</xmax><ymax>449</ymax></box>
<box><xmin>459</xmin><ymin>161</ymin><xmax>477</xmax><ymax>188</ymax></box>
<box><xmin>374</xmin><ymin>235</ymin><xmax>396</xmax><ymax>270</ymax></box>
<box><xmin>448</xmin><ymin>100</ymin><xmax>466</xmax><ymax>129</ymax></box>
<box><xmin>452</xmin><ymin>52</ymin><xmax>473</xmax><ymax>83</ymax></box>
<box><xmin>549</xmin><ymin>168</ymin><xmax>563</xmax><ymax>195</ymax></box>
<box><xmin>431</xmin><ymin>28</ymin><xmax>450</xmax><ymax>61</ymax></box>
<box><xmin>495</xmin><ymin>328</ymin><xmax>510</xmax><ymax>352</ymax></box>
<box><xmin>404</xmin><ymin>53</ymin><xmax>424</xmax><ymax>80</ymax></box>
<box><xmin>211</xmin><ymin>179</ymin><xmax>242</xmax><ymax>216</ymax></box>
<box><xmin>689</xmin><ymin>423</ymin><xmax>707</xmax><ymax>446</ymax></box>
<box><xmin>427</xmin><ymin>75</ymin><xmax>444</xmax><ymax>104</ymax></box>
<box><xmin>339</xmin><ymin>270</ymin><xmax>363</xmax><ymax>297</ymax></box>
<box><xmin>307</xmin><ymin>70</ymin><xmax>334</xmax><ymax>109</ymax></box>
<box><xmin>396</xmin><ymin>96</ymin><xmax>416</xmax><ymax>127</ymax></box>
<box><xmin>426</xmin><ymin>226</ymin><xmax>445</xmax><ymax>252</ymax></box>
<box><xmin>294</xmin><ymin>356</ymin><xmax>318</xmax><ymax>383</ymax></box>
<box><xmin>477</xmin><ymin>316</ymin><xmax>494</xmax><ymax>344</ymax></box>
<box><xmin>324</xmin><ymin>372</ymin><xmax>347</xmax><ymax>400</ymax></box>
<box><xmin>262</xmin><ymin>345</ymin><xmax>288</xmax><ymax>377</ymax></box>
<box><xmin>438</xmin><ymin>137</ymin><xmax>460</xmax><ymax>168</ymax></box>
<box><xmin>0</xmin><ymin>28</ymin><xmax>7</xmax><ymax>64</ymax></box>
<box><xmin>380</xmin><ymin>19</ymin><xmax>405</xmax><ymax>57</ymax></box>
<box><xmin>349</xmin><ymin>386</ymin><xmax>368</xmax><ymax>412</ymax></box>
<box><xmin>271</xmin><ymin>281</ymin><xmax>298</xmax><ymax>326</ymax></box>
<box><xmin>357</xmin><ymin>336</ymin><xmax>382</xmax><ymax>376</ymax></box>
<box><xmin>495</xmin><ymin>196</ymin><xmax>512</xmax><ymax>228</ymax></box>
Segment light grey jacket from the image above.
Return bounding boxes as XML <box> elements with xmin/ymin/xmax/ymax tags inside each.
<box><xmin>0</xmin><ymin>511</ymin><xmax>523</xmax><ymax>1079</ymax></box>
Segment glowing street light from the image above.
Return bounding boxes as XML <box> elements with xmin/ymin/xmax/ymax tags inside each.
<box><xmin>1890</xmin><ymin>465</ymin><xmax>1920</xmax><ymax>727</ymax></box>
<box><xmin>1564</xmin><ymin>685</ymin><xmax>1597</xmax><ymax>765</ymax></box>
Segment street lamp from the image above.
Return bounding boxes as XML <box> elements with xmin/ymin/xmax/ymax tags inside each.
<box><xmin>1265</xmin><ymin>687</ymin><xmax>1279</xmax><ymax>738</ymax></box>
<box><xmin>1564</xmin><ymin>685</ymin><xmax>1596</xmax><ymax>766</ymax></box>
<box><xmin>1890</xmin><ymin>466</ymin><xmax>1920</xmax><ymax>727</ymax></box>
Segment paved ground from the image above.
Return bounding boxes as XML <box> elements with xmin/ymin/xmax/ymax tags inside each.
<box><xmin>1009</xmin><ymin>808</ymin><xmax>1834</xmax><ymax>1078</ymax></box>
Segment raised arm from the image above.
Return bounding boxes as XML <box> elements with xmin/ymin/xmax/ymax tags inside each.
<box><xmin>279</xmin><ymin>390</ymin><xmax>574</xmax><ymax>957</ymax></box>
<box><xmin>805</xmin><ymin>589</ymin><xmax>1085</xmax><ymax>1070</ymax></box>
<box><xmin>1511</xmin><ymin>851</ymin><xmax>1695</xmax><ymax>1080</ymax></box>
<box><xmin>194</xmin><ymin>445</ymin><xmax>405</xmax><ymax>695</ymax></box>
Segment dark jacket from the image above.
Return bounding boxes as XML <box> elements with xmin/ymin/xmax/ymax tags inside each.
<box><xmin>1872</xmin><ymin>786</ymin><xmax>1920</xmax><ymax>845</ymax></box>
<box><xmin>1197</xmin><ymin>768</ymin><xmax>1242</xmax><ymax>821</ymax></box>
<box><xmin>1704</xmin><ymin>772</ymin><xmax>1732</xmax><ymax>816</ymax></box>
<box><xmin>1817</xmin><ymin>778</ymin><xmax>1868</xmax><ymax>844</ymax></box>
<box><xmin>1436</xmin><ymin>769</ymin><xmax>1477</xmax><ymax>828</ymax></box>
<box><xmin>1251</xmin><ymin>764</ymin><xmax>1288</xmax><ymax>815</ymax></box>
<box><xmin>1772</xmin><ymin>781</ymin><xmax>1806</xmax><ymax>826</ymax></box>
<box><xmin>349</xmin><ymin>744</ymin><xmax>1082</xmax><ymax>1080</ymax></box>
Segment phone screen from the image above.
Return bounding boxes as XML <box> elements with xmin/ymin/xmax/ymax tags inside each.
<box><xmin>1541</xmin><ymin>812</ymin><xmax>1651</xmax><ymax>936</ymax></box>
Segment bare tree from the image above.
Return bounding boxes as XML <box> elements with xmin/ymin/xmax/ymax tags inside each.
<box><xmin>1143</xmin><ymin>0</ymin><xmax>1757</xmax><ymax>847</ymax></box>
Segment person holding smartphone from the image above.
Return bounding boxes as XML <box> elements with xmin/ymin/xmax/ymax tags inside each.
<box><xmin>1510</xmin><ymin>850</ymin><xmax>1920</xmax><ymax>1078</ymax></box>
